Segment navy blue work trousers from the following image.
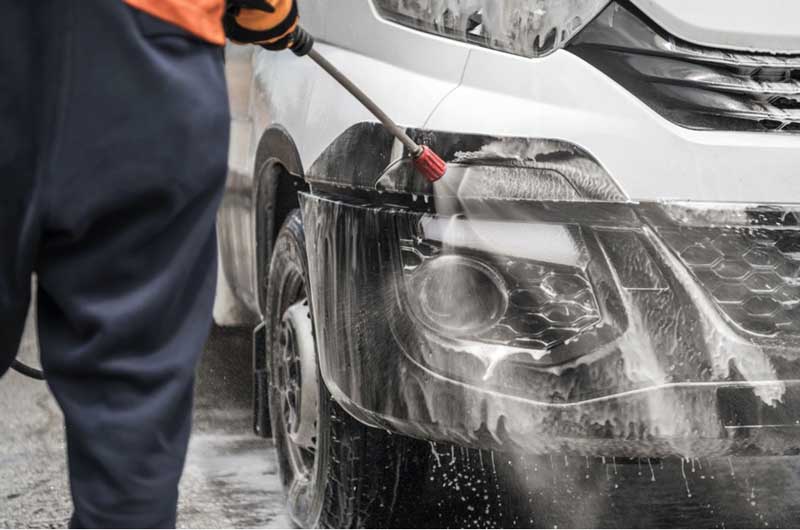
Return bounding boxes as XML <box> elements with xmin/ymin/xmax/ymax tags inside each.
<box><xmin>0</xmin><ymin>1</ymin><xmax>230</xmax><ymax>526</ymax></box>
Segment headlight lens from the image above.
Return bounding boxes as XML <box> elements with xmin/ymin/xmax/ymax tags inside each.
<box><xmin>399</xmin><ymin>217</ymin><xmax>603</xmax><ymax>352</ymax></box>
<box><xmin>371</xmin><ymin>0</ymin><xmax>611</xmax><ymax>58</ymax></box>
<box><xmin>407</xmin><ymin>254</ymin><xmax>509</xmax><ymax>336</ymax></box>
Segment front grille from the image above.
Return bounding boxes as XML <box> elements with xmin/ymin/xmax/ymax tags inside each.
<box><xmin>655</xmin><ymin>207</ymin><xmax>800</xmax><ymax>339</ymax></box>
<box><xmin>568</xmin><ymin>2</ymin><xmax>800</xmax><ymax>133</ymax></box>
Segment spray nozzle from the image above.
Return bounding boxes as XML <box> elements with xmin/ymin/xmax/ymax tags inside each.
<box><xmin>413</xmin><ymin>146</ymin><xmax>448</xmax><ymax>183</ymax></box>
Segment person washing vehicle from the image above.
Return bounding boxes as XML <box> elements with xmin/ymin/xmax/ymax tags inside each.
<box><xmin>0</xmin><ymin>0</ymin><xmax>294</xmax><ymax>527</ymax></box>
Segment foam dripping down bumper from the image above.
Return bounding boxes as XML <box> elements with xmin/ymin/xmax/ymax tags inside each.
<box><xmin>300</xmin><ymin>192</ymin><xmax>800</xmax><ymax>457</ymax></box>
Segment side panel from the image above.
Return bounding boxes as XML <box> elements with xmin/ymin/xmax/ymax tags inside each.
<box><xmin>216</xmin><ymin>43</ymin><xmax>259</xmax><ymax>325</ymax></box>
<box><xmin>296</xmin><ymin>0</ymin><xmax>472</xmax><ymax>169</ymax></box>
<box><xmin>215</xmin><ymin>0</ymin><xmax>329</xmax><ymax>322</ymax></box>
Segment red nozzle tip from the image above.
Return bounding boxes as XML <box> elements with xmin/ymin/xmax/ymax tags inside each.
<box><xmin>414</xmin><ymin>146</ymin><xmax>447</xmax><ymax>183</ymax></box>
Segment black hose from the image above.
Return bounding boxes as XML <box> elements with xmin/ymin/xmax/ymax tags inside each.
<box><xmin>11</xmin><ymin>359</ymin><xmax>45</xmax><ymax>380</ymax></box>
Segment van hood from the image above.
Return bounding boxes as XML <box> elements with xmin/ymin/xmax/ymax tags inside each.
<box><xmin>630</xmin><ymin>0</ymin><xmax>800</xmax><ymax>53</ymax></box>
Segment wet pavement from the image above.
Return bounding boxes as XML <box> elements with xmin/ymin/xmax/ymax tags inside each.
<box><xmin>0</xmin><ymin>315</ymin><xmax>290</xmax><ymax>528</ymax></box>
<box><xmin>6</xmin><ymin>311</ymin><xmax>800</xmax><ymax>527</ymax></box>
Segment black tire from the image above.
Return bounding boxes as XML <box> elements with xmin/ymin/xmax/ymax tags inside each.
<box><xmin>265</xmin><ymin>209</ymin><xmax>323</xmax><ymax>527</ymax></box>
<box><xmin>265</xmin><ymin>210</ymin><xmax>511</xmax><ymax>528</ymax></box>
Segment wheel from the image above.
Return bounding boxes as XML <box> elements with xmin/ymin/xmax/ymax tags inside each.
<box><xmin>265</xmin><ymin>210</ymin><xmax>322</xmax><ymax>527</ymax></box>
<box><xmin>264</xmin><ymin>210</ymin><xmax>512</xmax><ymax>528</ymax></box>
<box><xmin>265</xmin><ymin>210</ymin><xmax>425</xmax><ymax>528</ymax></box>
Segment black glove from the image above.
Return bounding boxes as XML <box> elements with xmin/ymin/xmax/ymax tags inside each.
<box><xmin>224</xmin><ymin>0</ymin><xmax>299</xmax><ymax>50</ymax></box>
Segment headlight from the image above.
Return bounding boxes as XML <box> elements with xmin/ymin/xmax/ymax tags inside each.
<box><xmin>371</xmin><ymin>0</ymin><xmax>611</xmax><ymax>58</ymax></box>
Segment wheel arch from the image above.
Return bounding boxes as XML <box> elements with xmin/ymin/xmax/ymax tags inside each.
<box><xmin>253</xmin><ymin>125</ymin><xmax>308</xmax><ymax>314</ymax></box>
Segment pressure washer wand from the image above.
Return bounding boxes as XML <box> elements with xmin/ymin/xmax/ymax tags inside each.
<box><xmin>280</xmin><ymin>27</ymin><xmax>447</xmax><ymax>183</ymax></box>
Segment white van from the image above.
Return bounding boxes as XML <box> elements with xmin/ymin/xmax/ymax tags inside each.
<box><xmin>217</xmin><ymin>1</ymin><xmax>800</xmax><ymax>526</ymax></box>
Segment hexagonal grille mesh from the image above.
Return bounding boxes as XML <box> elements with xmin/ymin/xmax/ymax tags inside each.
<box><xmin>662</xmin><ymin>228</ymin><xmax>800</xmax><ymax>337</ymax></box>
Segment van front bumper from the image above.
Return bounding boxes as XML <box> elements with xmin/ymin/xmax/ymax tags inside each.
<box><xmin>300</xmin><ymin>188</ymin><xmax>800</xmax><ymax>458</ymax></box>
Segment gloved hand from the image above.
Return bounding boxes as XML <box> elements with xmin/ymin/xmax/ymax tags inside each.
<box><xmin>224</xmin><ymin>0</ymin><xmax>299</xmax><ymax>50</ymax></box>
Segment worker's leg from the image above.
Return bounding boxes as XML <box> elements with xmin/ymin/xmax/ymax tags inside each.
<box><xmin>0</xmin><ymin>2</ymin><xmax>38</xmax><ymax>376</ymax></box>
<box><xmin>35</xmin><ymin>1</ymin><xmax>229</xmax><ymax>527</ymax></box>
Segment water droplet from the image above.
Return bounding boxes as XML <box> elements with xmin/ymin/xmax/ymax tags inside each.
<box><xmin>430</xmin><ymin>442</ymin><xmax>441</xmax><ymax>467</ymax></box>
<box><xmin>681</xmin><ymin>458</ymin><xmax>692</xmax><ymax>498</ymax></box>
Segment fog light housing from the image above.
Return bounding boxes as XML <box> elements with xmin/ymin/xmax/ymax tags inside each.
<box><xmin>410</xmin><ymin>255</ymin><xmax>508</xmax><ymax>336</ymax></box>
<box><xmin>397</xmin><ymin>214</ymin><xmax>606</xmax><ymax>358</ymax></box>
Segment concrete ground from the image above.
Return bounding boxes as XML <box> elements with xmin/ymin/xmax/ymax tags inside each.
<box><xmin>6</xmin><ymin>309</ymin><xmax>800</xmax><ymax>528</ymax></box>
<box><xmin>0</xmin><ymin>314</ymin><xmax>290</xmax><ymax>528</ymax></box>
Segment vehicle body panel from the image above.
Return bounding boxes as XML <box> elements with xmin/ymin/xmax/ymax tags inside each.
<box><xmin>298</xmin><ymin>126</ymin><xmax>800</xmax><ymax>457</ymax></box>
<box><xmin>631</xmin><ymin>0</ymin><xmax>800</xmax><ymax>53</ymax></box>
<box><xmin>427</xmin><ymin>47</ymin><xmax>800</xmax><ymax>203</ymax></box>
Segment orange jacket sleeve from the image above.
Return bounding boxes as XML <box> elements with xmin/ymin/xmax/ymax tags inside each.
<box><xmin>125</xmin><ymin>0</ymin><xmax>226</xmax><ymax>45</ymax></box>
